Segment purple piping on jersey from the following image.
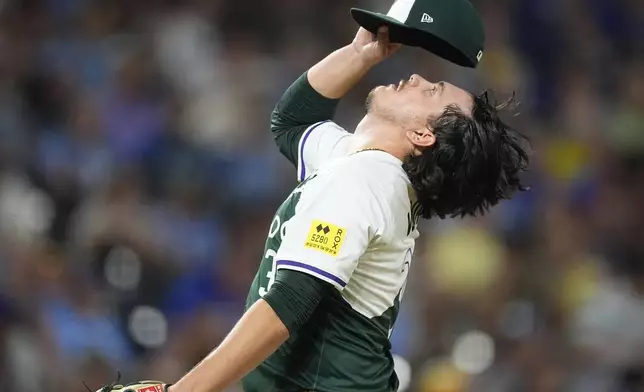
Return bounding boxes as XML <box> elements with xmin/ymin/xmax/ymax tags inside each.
<box><xmin>298</xmin><ymin>121</ymin><xmax>329</xmax><ymax>182</ymax></box>
<box><xmin>276</xmin><ymin>259</ymin><xmax>346</xmax><ymax>287</ymax></box>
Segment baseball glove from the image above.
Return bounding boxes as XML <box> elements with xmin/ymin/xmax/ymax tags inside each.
<box><xmin>87</xmin><ymin>372</ymin><xmax>171</xmax><ymax>392</ymax></box>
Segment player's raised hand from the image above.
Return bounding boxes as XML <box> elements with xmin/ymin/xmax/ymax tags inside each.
<box><xmin>352</xmin><ymin>26</ymin><xmax>401</xmax><ymax>67</ymax></box>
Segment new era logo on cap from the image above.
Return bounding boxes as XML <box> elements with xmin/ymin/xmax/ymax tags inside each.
<box><xmin>421</xmin><ymin>13</ymin><xmax>433</xmax><ymax>23</ymax></box>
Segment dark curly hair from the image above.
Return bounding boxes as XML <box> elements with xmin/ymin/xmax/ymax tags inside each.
<box><xmin>403</xmin><ymin>91</ymin><xmax>529</xmax><ymax>219</ymax></box>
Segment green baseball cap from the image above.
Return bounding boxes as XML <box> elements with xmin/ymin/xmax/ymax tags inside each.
<box><xmin>351</xmin><ymin>0</ymin><xmax>485</xmax><ymax>68</ymax></box>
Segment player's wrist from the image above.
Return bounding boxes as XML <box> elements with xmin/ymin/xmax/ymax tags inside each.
<box><xmin>308</xmin><ymin>45</ymin><xmax>373</xmax><ymax>99</ymax></box>
<box><xmin>348</xmin><ymin>42</ymin><xmax>380</xmax><ymax>69</ymax></box>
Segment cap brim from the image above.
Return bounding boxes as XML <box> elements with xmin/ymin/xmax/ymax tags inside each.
<box><xmin>350</xmin><ymin>8</ymin><xmax>476</xmax><ymax>68</ymax></box>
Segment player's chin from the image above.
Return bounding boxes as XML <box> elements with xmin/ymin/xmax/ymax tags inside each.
<box><xmin>367</xmin><ymin>85</ymin><xmax>391</xmax><ymax>102</ymax></box>
<box><xmin>370</xmin><ymin>85</ymin><xmax>386</xmax><ymax>94</ymax></box>
<box><xmin>365</xmin><ymin>88</ymin><xmax>379</xmax><ymax>112</ymax></box>
<box><xmin>375</xmin><ymin>84</ymin><xmax>397</xmax><ymax>91</ymax></box>
<box><xmin>366</xmin><ymin>86</ymin><xmax>395</xmax><ymax>112</ymax></box>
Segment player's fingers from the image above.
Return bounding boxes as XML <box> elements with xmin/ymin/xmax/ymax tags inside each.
<box><xmin>376</xmin><ymin>26</ymin><xmax>390</xmax><ymax>47</ymax></box>
<box><xmin>356</xmin><ymin>27</ymin><xmax>371</xmax><ymax>42</ymax></box>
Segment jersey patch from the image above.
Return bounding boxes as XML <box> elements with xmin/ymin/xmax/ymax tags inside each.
<box><xmin>304</xmin><ymin>220</ymin><xmax>346</xmax><ymax>256</ymax></box>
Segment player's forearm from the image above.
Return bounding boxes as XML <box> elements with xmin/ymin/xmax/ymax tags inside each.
<box><xmin>271</xmin><ymin>44</ymin><xmax>369</xmax><ymax>132</ymax></box>
<box><xmin>168</xmin><ymin>299</ymin><xmax>289</xmax><ymax>392</ymax></box>
<box><xmin>270</xmin><ymin>44</ymin><xmax>370</xmax><ymax>132</ymax></box>
<box><xmin>308</xmin><ymin>44</ymin><xmax>373</xmax><ymax>99</ymax></box>
<box><xmin>269</xmin><ymin>44</ymin><xmax>371</xmax><ymax>164</ymax></box>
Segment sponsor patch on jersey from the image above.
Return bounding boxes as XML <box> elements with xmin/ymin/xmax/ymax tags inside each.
<box><xmin>136</xmin><ymin>385</ymin><xmax>163</xmax><ymax>392</ymax></box>
<box><xmin>305</xmin><ymin>220</ymin><xmax>346</xmax><ymax>256</ymax></box>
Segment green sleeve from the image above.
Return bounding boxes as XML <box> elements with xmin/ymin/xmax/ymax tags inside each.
<box><xmin>271</xmin><ymin>72</ymin><xmax>340</xmax><ymax>166</ymax></box>
<box><xmin>262</xmin><ymin>269</ymin><xmax>333</xmax><ymax>335</ymax></box>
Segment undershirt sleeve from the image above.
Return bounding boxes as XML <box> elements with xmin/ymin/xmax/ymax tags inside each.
<box><xmin>270</xmin><ymin>72</ymin><xmax>339</xmax><ymax>166</ymax></box>
<box><xmin>271</xmin><ymin>72</ymin><xmax>351</xmax><ymax>181</ymax></box>
<box><xmin>262</xmin><ymin>269</ymin><xmax>333</xmax><ymax>335</ymax></box>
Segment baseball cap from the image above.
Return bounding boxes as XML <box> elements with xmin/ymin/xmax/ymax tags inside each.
<box><xmin>351</xmin><ymin>0</ymin><xmax>485</xmax><ymax>68</ymax></box>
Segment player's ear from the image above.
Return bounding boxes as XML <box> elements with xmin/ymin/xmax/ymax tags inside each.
<box><xmin>407</xmin><ymin>127</ymin><xmax>436</xmax><ymax>148</ymax></box>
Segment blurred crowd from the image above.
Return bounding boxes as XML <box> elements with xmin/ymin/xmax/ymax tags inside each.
<box><xmin>0</xmin><ymin>0</ymin><xmax>643</xmax><ymax>391</ymax></box>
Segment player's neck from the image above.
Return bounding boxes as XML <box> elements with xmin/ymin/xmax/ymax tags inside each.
<box><xmin>353</xmin><ymin>117</ymin><xmax>409</xmax><ymax>162</ymax></box>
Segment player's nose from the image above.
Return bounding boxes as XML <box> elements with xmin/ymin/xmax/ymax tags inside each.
<box><xmin>409</xmin><ymin>74</ymin><xmax>429</xmax><ymax>87</ymax></box>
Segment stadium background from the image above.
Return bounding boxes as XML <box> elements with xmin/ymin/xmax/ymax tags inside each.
<box><xmin>0</xmin><ymin>0</ymin><xmax>643</xmax><ymax>390</ymax></box>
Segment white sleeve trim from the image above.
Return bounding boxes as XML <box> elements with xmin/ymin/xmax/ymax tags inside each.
<box><xmin>276</xmin><ymin>259</ymin><xmax>346</xmax><ymax>289</ymax></box>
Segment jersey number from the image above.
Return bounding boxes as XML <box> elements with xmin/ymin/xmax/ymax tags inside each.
<box><xmin>258</xmin><ymin>248</ymin><xmax>277</xmax><ymax>297</ymax></box>
<box><xmin>257</xmin><ymin>175</ymin><xmax>317</xmax><ymax>297</ymax></box>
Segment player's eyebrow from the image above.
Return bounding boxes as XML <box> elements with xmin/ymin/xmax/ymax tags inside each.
<box><xmin>439</xmin><ymin>81</ymin><xmax>445</xmax><ymax>95</ymax></box>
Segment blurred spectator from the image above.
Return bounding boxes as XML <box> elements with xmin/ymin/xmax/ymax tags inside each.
<box><xmin>98</xmin><ymin>48</ymin><xmax>168</xmax><ymax>165</ymax></box>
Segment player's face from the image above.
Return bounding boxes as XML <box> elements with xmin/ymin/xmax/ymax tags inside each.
<box><xmin>367</xmin><ymin>74</ymin><xmax>473</xmax><ymax>134</ymax></box>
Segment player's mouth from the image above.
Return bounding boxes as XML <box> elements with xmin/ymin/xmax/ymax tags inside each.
<box><xmin>386</xmin><ymin>80</ymin><xmax>408</xmax><ymax>91</ymax></box>
<box><xmin>396</xmin><ymin>79</ymin><xmax>406</xmax><ymax>91</ymax></box>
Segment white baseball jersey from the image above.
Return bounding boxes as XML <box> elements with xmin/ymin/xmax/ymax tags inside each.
<box><xmin>245</xmin><ymin>120</ymin><xmax>421</xmax><ymax>391</ymax></box>
<box><xmin>281</xmin><ymin>120</ymin><xmax>420</xmax><ymax>317</ymax></box>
